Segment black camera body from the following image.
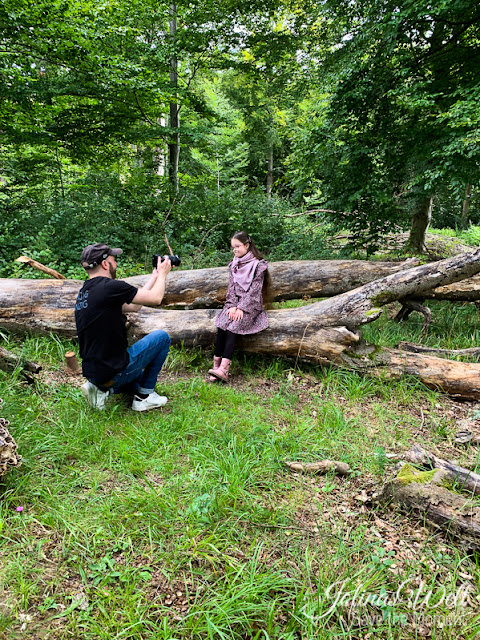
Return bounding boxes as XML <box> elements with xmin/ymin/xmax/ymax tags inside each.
<box><xmin>152</xmin><ymin>254</ymin><xmax>181</xmax><ymax>268</ymax></box>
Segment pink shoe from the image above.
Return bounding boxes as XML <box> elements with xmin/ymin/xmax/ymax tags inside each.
<box><xmin>208</xmin><ymin>358</ymin><xmax>232</xmax><ymax>382</ymax></box>
<box><xmin>208</xmin><ymin>357</ymin><xmax>222</xmax><ymax>382</ymax></box>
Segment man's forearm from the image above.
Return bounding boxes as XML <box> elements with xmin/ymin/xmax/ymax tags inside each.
<box><xmin>129</xmin><ymin>274</ymin><xmax>167</xmax><ymax>308</ymax></box>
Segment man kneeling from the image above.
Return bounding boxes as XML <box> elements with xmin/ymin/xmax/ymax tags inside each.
<box><xmin>75</xmin><ymin>243</ymin><xmax>172</xmax><ymax>411</ymax></box>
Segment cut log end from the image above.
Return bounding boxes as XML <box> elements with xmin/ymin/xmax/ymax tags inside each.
<box><xmin>65</xmin><ymin>351</ymin><xmax>80</xmax><ymax>375</ymax></box>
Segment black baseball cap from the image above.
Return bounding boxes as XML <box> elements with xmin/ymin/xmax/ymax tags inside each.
<box><xmin>80</xmin><ymin>244</ymin><xmax>123</xmax><ymax>270</ymax></box>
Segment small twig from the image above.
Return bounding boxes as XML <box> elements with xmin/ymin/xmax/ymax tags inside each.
<box><xmin>294</xmin><ymin>322</ymin><xmax>312</xmax><ymax>370</ymax></box>
<box><xmin>157</xmin><ymin>196</ymin><xmax>185</xmax><ymax>256</ymax></box>
<box><xmin>164</xmin><ymin>234</ymin><xmax>174</xmax><ymax>255</ymax></box>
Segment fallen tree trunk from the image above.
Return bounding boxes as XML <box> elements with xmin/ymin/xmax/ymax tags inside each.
<box><xmin>381</xmin><ymin>463</ymin><xmax>480</xmax><ymax>551</ymax></box>
<box><xmin>3</xmin><ymin>249</ymin><xmax>480</xmax><ymax>398</ymax></box>
<box><xmin>404</xmin><ymin>444</ymin><xmax>480</xmax><ymax>495</ymax></box>
<box><xmin>421</xmin><ymin>273</ymin><xmax>480</xmax><ymax>302</ymax></box>
<box><xmin>126</xmin><ymin>258</ymin><xmax>421</xmax><ymax>308</ymax></box>
<box><xmin>131</xmin><ymin>262</ymin><xmax>480</xmax><ymax>306</ymax></box>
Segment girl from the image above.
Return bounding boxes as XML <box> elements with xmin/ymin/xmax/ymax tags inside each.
<box><xmin>208</xmin><ymin>231</ymin><xmax>270</xmax><ymax>382</ymax></box>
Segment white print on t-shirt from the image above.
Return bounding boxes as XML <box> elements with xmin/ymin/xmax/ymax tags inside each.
<box><xmin>75</xmin><ymin>290</ymin><xmax>89</xmax><ymax>311</ymax></box>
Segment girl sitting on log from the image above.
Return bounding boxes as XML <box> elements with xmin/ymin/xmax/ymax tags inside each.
<box><xmin>208</xmin><ymin>231</ymin><xmax>271</xmax><ymax>383</ymax></box>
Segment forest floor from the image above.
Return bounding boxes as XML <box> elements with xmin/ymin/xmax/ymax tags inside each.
<box><xmin>330</xmin><ymin>230</ymin><xmax>472</xmax><ymax>262</ymax></box>
<box><xmin>2</xmin><ymin>240</ymin><xmax>480</xmax><ymax>639</ymax></box>
<box><xmin>1</xmin><ymin>310</ymin><xmax>480</xmax><ymax>639</ymax></box>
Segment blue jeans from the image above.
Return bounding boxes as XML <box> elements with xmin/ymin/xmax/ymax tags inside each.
<box><xmin>105</xmin><ymin>330</ymin><xmax>170</xmax><ymax>395</ymax></box>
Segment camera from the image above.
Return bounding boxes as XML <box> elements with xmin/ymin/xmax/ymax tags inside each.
<box><xmin>152</xmin><ymin>254</ymin><xmax>181</xmax><ymax>268</ymax></box>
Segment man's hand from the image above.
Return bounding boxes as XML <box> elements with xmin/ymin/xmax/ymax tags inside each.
<box><xmin>156</xmin><ymin>255</ymin><xmax>172</xmax><ymax>277</ymax></box>
<box><xmin>227</xmin><ymin>307</ymin><xmax>244</xmax><ymax>322</ymax></box>
<box><xmin>129</xmin><ymin>256</ymin><xmax>172</xmax><ymax>309</ymax></box>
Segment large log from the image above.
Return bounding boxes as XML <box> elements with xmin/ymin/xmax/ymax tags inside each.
<box><xmin>422</xmin><ymin>273</ymin><xmax>480</xmax><ymax>302</ymax></box>
<box><xmin>3</xmin><ymin>249</ymin><xmax>480</xmax><ymax>398</ymax></box>
<box><xmin>132</xmin><ymin>260</ymin><xmax>480</xmax><ymax>306</ymax></box>
<box><xmin>126</xmin><ymin>258</ymin><xmax>421</xmax><ymax>308</ymax></box>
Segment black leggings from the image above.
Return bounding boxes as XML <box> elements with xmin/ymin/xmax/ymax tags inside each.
<box><xmin>214</xmin><ymin>328</ymin><xmax>237</xmax><ymax>360</ymax></box>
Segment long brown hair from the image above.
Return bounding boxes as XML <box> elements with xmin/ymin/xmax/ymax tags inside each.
<box><xmin>231</xmin><ymin>231</ymin><xmax>273</xmax><ymax>306</ymax></box>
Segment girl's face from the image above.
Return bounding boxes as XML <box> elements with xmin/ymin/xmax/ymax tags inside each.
<box><xmin>231</xmin><ymin>238</ymin><xmax>249</xmax><ymax>258</ymax></box>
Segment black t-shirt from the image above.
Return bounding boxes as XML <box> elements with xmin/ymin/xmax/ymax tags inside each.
<box><xmin>74</xmin><ymin>277</ymin><xmax>138</xmax><ymax>381</ymax></box>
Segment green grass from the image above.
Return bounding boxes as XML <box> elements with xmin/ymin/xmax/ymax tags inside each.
<box><xmin>1</xmin><ymin>320</ymin><xmax>480</xmax><ymax>638</ymax></box>
<box><xmin>363</xmin><ymin>299</ymin><xmax>480</xmax><ymax>357</ymax></box>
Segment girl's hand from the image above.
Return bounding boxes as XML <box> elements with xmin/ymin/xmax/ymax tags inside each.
<box><xmin>227</xmin><ymin>307</ymin><xmax>237</xmax><ymax>320</ymax></box>
<box><xmin>232</xmin><ymin>308</ymin><xmax>244</xmax><ymax>322</ymax></box>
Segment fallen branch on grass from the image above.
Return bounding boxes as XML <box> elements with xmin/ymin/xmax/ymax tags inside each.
<box><xmin>0</xmin><ymin>346</ymin><xmax>42</xmax><ymax>376</ymax></box>
<box><xmin>404</xmin><ymin>444</ymin><xmax>480</xmax><ymax>495</ymax></box>
<box><xmin>380</xmin><ymin>462</ymin><xmax>480</xmax><ymax>552</ymax></box>
<box><xmin>284</xmin><ymin>460</ymin><xmax>351</xmax><ymax>475</ymax></box>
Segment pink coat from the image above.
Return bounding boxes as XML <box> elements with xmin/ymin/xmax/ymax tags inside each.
<box><xmin>215</xmin><ymin>260</ymin><xmax>269</xmax><ymax>335</ymax></box>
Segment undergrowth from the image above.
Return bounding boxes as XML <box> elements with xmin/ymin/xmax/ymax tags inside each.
<box><xmin>1</xmin><ymin>316</ymin><xmax>480</xmax><ymax>638</ymax></box>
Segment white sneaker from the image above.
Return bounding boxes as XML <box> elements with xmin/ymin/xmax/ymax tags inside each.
<box><xmin>81</xmin><ymin>381</ymin><xmax>109</xmax><ymax>410</ymax></box>
<box><xmin>132</xmin><ymin>391</ymin><xmax>168</xmax><ymax>412</ymax></box>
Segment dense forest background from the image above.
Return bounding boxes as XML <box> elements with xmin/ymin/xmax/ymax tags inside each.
<box><xmin>1</xmin><ymin>0</ymin><xmax>479</xmax><ymax>278</ymax></box>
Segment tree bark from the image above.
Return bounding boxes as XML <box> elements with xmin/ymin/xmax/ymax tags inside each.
<box><xmin>126</xmin><ymin>258</ymin><xmax>421</xmax><ymax>309</ymax></box>
<box><xmin>461</xmin><ymin>183</ymin><xmax>472</xmax><ymax>230</ymax></box>
<box><xmin>381</xmin><ymin>465</ymin><xmax>480</xmax><ymax>551</ymax></box>
<box><xmin>404</xmin><ymin>445</ymin><xmax>480</xmax><ymax>495</ymax></box>
<box><xmin>168</xmin><ymin>3</ymin><xmax>179</xmax><ymax>193</ymax></box>
<box><xmin>4</xmin><ymin>250</ymin><xmax>480</xmax><ymax>398</ymax></box>
<box><xmin>408</xmin><ymin>197</ymin><xmax>433</xmax><ymax>253</ymax></box>
<box><xmin>422</xmin><ymin>273</ymin><xmax>480</xmax><ymax>302</ymax></box>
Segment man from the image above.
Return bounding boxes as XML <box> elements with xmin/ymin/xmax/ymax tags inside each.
<box><xmin>74</xmin><ymin>243</ymin><xmax>172</xmax><ymax>411</ymax></box>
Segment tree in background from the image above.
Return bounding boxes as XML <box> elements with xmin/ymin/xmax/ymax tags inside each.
<box><xmin>288</xmin><ymin>0</ymin><xmax>480</xmax><ymax>252</ymax></box>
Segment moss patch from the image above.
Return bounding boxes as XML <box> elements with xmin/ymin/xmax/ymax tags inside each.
<box><xmin>397</xmin><ymin>463</ymin><xmax>437</xmax><ymax>485</ymax></box>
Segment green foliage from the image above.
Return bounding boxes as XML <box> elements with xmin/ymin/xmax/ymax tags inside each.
<box><xmin>286</xmin><ymin>0</ymin><xmax>480</xmax><ymax>249</ymax></box>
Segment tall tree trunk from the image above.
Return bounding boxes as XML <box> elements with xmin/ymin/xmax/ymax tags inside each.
<box><xmin>461</xmin><ymin>183</ymin><xmax>472</xmax><ymax>230</ymax></box>
<box><xmin>154</xmin><ymin>117</ymin><xmax>167</xmax><ymax>176</ymax></box>
<box><xmin>266</xmin><ymin>143</ymin><xmax>274</xmax><ymax>198</ymax></box>
<box><xmin>168</xmin><ymin>4</ymin><xmax>179</xmax><ymax>192</ymax></box>
<box><xmin>55</xmin><ymin>147</ymin><xmax>65</xmax><ymax>199</ymax></box>
<box><xmin>408</xmin><ymin>197</ymin><xmax>433</xmax><ymax>253</ymax></box>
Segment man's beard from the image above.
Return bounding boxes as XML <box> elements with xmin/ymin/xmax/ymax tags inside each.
<box><xmin>108</xmin><ymin>263</ymin><xmax>117</xmax><ymax>279</ymax></box>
